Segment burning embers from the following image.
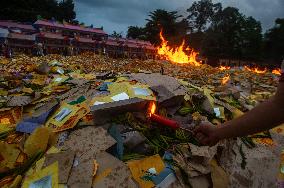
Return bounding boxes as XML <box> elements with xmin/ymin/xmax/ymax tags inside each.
<box><xmin>272</xmin><ymin>68</ymin><xmax>281</xmax><ymax>75</ymax></box>
<box><xmin>157</xmin><ymin>31</ymin><xmax>202</xmax><ymax>66</ymax></box>
<box><xmin>222</xmin><ymin>74</ymin><xmax>230</xmax><ymax>85</ymax></box>
<box><xmin>244</xmin><ymin>66</ymin><xmax>267</xmax><ymax>74</ymax></box>
<box><xmin>219</xmin><ymin>66</ymin><xmax>231</xmax><ymax>71</ymax></box>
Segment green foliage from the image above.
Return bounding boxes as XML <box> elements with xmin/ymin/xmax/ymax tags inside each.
<box><xmin>0</xmin><ymin>129</ymin><xmax>15</xmax><ymax>140</ymax></box>
<box><xmin>112</xmin><ymin>112</ymin><xmax>198</xmax><ymax>156</ymax></box>
<box><xmin>187</xmin><ymin>0</ymin><xmax>222</xmax><ymax>32</ymax></box>
<box><xmin>127</xmin><ymin>26</ymin><xmax>147</xmax><ymax>40</ymax></box>
<box><xmin>264</xmin><ymin>18</ymin><xmax>284</xmax><ymax>62</ymax></box>
<box><xmin>178</xmin><ymin>107</ymin><xmax>194</xmax><ymax>116</ymax></box>
<box><xmin>202</xmin><ymin>7</ymin><xmax>263</xmax><ymax>60</ymax></box>
<box><xmin>111</xmin><ymin>31</ymin><xmax>123</xmax><ymax>38</ymax></box>
<box><xmin>241</xmin><ymin>137</ymin><xmax>256</xmax><ymax>149</ymax></box>
<box><xmin>122</xmin><ymin>153</ymin><xmax>146</xmax><ymax>162</ymax></box>
<box><xmin>145</xmin><ymin>9</ymin><xmax>189</xmax><ymax>46</ymax></box>
<box><xmin>239</xmin><ymin>144</ymin><xmax>247</xmax><ymax>169</ymax></box>
<box><xmin>127</xmin><ymin>9</ymin><xmax>189</xmax><ymax>46</ymax></box>
<box><xmin>0</xmin><ymin>0</ymin><xmax>76</xmax><ymax>22</ymax></box>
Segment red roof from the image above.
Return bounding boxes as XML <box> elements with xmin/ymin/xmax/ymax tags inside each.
<box><xmin>34</xmin><ymin>20</ymin><xmax>107</xmax><ymax>35</ymax></box>
<box><xmin>125</xmin><ymin>43</ymin><xmax>139</xmax><ymax>48</ymax></box>
<box><xmin>75</xmin><ymin>37</ymin><xmax>94</xmax><ymax>43</ymax></box>
<box><xmin>125</xmin><ymin>38</ymin><xmax>153</xmax><ymax>46</ymax></box>
<box><xmin>106</xmin><ymin>40</ymin><xmax>119</xmax><ymax>46</ymax></box>
<box><xmin>0</xmin><ymin>20</ymin><xmax>35</xmax><ymax>31</ymax></box>
<box><xmin>145</xmin><ymin>45</ymin><xmax>156</xmax><ymax>50</ymax></box>
<box><xmin>8</xmin><ymin>33</ymin><xmax>35</xmax><ymax>41</ymax></box>
<box><xmin>38</xmin><ymin>32</ymin><xmax>66</xmax><ymax>40</ymax></box>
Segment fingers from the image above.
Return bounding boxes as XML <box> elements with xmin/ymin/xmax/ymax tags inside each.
<box><xmin>193</xmin><ymin>125</ymin><xmax>217</xmax><ymax>146</ymax></box>
<box><xmin>195</xmin><ymin>132</ymin><xmax>206</xmax><ymax>142</ymax></box>
<box><xmin>193</xmin><ymin>125</ymin><xmax>210</xmax><ymax>136</ymax></box>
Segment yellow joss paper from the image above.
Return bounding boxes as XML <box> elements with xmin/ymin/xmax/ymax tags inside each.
<box><xmin>84</xmin><ymin>73</ymin><xmax>96</xmax><ymax>80</ymax></box>
<box><xmin>0</xmin><ymin>142</ymin><xmax>20</xmax><ymax>171</ymax></box>
<box><xmin>24</xmin><ymin>127</ymin><xmax>52</xmax><ymax>157</ymax></box>
<box><xmin>22</xmin><ymin>87</ymin><xmax>34</xmax><ymax>94</ymax></box>
<box><xmin>45</xmin><ymin>102</ymin><xmax>90</xmax><ymax>132</ymax></box>
<box><xmin>0</xmin><ymin>107</ymin><xmax>21</xmax><ymax>126</ymax></box>
<box><xmin>51</xmin><ymin>76</ymin><xmax>69</xmax><ymax>84</ymax></box>
<box><xmin>0</xmin><ymin>107</ymin><xmax>22</xmax><ymax>134</ymax></box>
<box><xmin>271</xmin><ymin>123</ymin><xmax>284</xmax><ymax>136</ymax></box>
<box><xmin>8</xmin><ymin>175</ymin><xmax>22</xmax><ymax>188</ymax></box>
<box><xmin>1</xmin><ymin>118</ymin><xmax>11</xmax><ymax>125</ymax></box>
<box><xmin>46</xmin><ymin>146</ymin><xmax>61</xmax><ymax>154</ymax></box>
<box><xmin>210</xmin><ymin>159</ymin><xmax>229</xmax><ymax>188</ymax></box>
<box><xmin>25</xmin><ymin>157</ymin><xmax>46</xmax><ymax>177</ymax></box>
<box><xmin>22</xmin><ymin>162</ymin><xmax>59</xmax><ymax>188</ymax></box>
<box><xmin>232</xmin><ymin>108</ymin><xmax>244</xmax><ymax>119</ymax></box>
<box><xmin>127</xmin><ymin>155</ymin><xmax>165</xmax><ymax>188</ymax></box>
<box><xmin>253</xmin><ymin>138</ymin><xmax>274</xmax><ymax>146</ymax></box>
<box><xmin>90</xmin><ymin>96</ymin><xmax>113</xmax><ymax>106</ymax></box>
<box><xmin>31</xmin><ymin>75</ymin><xmax>47</xmax><ymax>86</ymax></box>
<box><xmin>0</xmin><ymin>58</ymin><xmax>9</xmax><ymax>64</ymax></box>
<box><xmin>0</xmin><ymin>89</ymin><xmax>8</xmax><ymax>96</ymax></box>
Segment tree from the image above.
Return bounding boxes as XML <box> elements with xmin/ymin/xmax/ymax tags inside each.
<box><xmin>0</xmin><ymin>0</ymin><xmax>76</xmax><ymax>22</ymax></box>
<box><xmin>127</xmin><ymin>26</ymin><xmax>146</xmax><ymax>40</ymax></box>
<box><xmin>144</xmin><ymin>9</ymin><xmax>189</xmax><ymax>45</ymax></box>
<box><xmin>202</xmin><ymin>7</ymin><xmax>262</xmax><ymax>60</ymax></box>
<box><xmin>239</xmin><ymin>16</ymin><xmax>262</xmax><ymax>60</ymax></box>
<box><xmin>187</xmin><ymin>0</ymin><xmax>222</xmax><ymax>32</ymax></box>
<box><xmin>57</xmin><ymin>0</ymin><xmax>76</xmax><ymax>22</ymax></box>
<box><xmin>264</xmin><ymin>18</ymin><xmax>284</xmax><ymax>62</ymax></box>
<box><xmin>110</xmin><ymin>31</ymin><xmax>123</xmax><ymax>38</ymax></box>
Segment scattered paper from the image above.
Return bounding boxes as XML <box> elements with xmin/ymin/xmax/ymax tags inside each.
<box><xmin>111</xmin><ymin>92</ymin><xmax>130</xmax><ymax>101</ymax></box>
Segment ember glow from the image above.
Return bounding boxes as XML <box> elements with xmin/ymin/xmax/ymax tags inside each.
<box><xmin>222</xmin><ymin>74</ymin><xmax>230</xmax><ymax>85</ymax></box>
<box><xmin>272</xmin><ymin>68</ymin><xmax>281</xmax><ymax>75</ymax></box>
<box><xmin>244</xmin><ymin>66</ymin><xmax>267</xmax><ymax>74</ymax></box>
<box><xmin>148</xmin><ymin>102</ymin><xmax>156</xmax><ymax>117</ymax></box>
<box><xmin>219</xmin><ymin>66</ymin><xmax>231</xmax><ymax>71</ymax></box>
<box><xmin>157</xmin><ymin>31</ymin><xmax>201</xmax><ymax>66</ymax></box>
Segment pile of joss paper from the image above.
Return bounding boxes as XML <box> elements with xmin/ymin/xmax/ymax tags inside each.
<box><xmin>0</xmin><ymin>54</ymin><xmax>283</xmax><ymax>188</ymax></box>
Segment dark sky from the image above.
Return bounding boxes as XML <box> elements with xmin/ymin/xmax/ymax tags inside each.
<box><xmin>74</xmin><ymin>0</ymin><xmax>284</xmax><ymax>35</ymax></box>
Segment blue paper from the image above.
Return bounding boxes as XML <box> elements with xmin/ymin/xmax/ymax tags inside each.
<box><xmin>16</xmin><ymin>103</ymin><xmax>58</xmax><ymax>133</ymax></box>
<box><xmin>151</xmin><ymin>151</ymin><xmax>176</xmax><ymax>185</ymax></box>
<box><xmin>29</xmin><ymin>175</ymin><xmax>52</xmax><ymax>188</ymax></box>
<box><xmin>108</xmin><ymin>124</ymin><xmax>124</xmax><ymax>159</ymax></box>
<box><xmin>152</xmin><ymin>167</ymin><xmax>174</xmax><ymax>185</ymax></box>
<box><xmin>98</xmin><ymin>82</ymin><xmax>112</xmax><ymax>91</ymax></box>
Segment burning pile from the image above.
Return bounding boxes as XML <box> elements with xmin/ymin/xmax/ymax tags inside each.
<box><xmin>157</xmin><ymin>31</ymin><xmax>202</xmax><ymax>66</ymax></box>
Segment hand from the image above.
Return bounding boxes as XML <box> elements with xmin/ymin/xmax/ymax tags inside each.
<box><xmin>193</xmin><ymin>124</ymin><xmax>221</xmax><ymax>146</ymax></box>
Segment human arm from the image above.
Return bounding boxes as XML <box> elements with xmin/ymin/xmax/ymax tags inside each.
<box><xmin>194</xmin><ymin>80</ymin><xmax>284</xmax><ymax>146</ymax></box>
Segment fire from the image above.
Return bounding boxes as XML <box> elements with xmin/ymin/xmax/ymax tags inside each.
<box><xmin>157</xmin><ymin>31</ymin><xmax>201</xmax><ymax>66</ymax></box>
<box><xmin>244</xmin><ymin>66</ymin><xmax>267</xmax><ymax>74</ymax></box>
<box><xmin>219</xmin><ymin>66</ymin><xmax>230</xmax><ymax>71</ymax></box>
<box><xmin>272</xmin><ymin>68</ymin><xmax>281</xmax><ymax>75</ymax></box>
<box><xmin>222</xmin><ymin>74</ymin><xmax>230</xmax><ymax>85</ymax></box>
<box><xmin>148</xmin><ymin>102</ymin><xmax>156</xmax><ymax>117</ymax></box>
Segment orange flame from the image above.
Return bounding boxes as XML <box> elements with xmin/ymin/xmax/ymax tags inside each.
<box><xmin>222</xmin><ymin>74</ymin><xmax>230</xmax><ymax>85</ymax></box>
<box><xmin>148</xmin><ymin>102</ymin><xmax>156</xmax><ymax>117</ymax></box>
<box><xmin>272</xmin><ymin>68</ymin><xmax>281</xmax><ymax>75</ymax></box>
<box><xmin>219</xmin><ymin>66</ymin><xmax>230</xmax><ymax>71</ymax></box>
<box><xmin>244</xmin><ymin>66</ymin><xmax>267</xmax><ymax>74</ymax></box>
<box><xmin>157</xmin><ymin>31</ymin><xmax>201</xmax><ymax>66</ymax></box>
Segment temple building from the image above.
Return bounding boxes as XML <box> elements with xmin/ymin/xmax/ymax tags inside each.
<box><xmin>0</xmin><ymin>19</ymin><xmax>156</xmax><ymax>58</ymax></box>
